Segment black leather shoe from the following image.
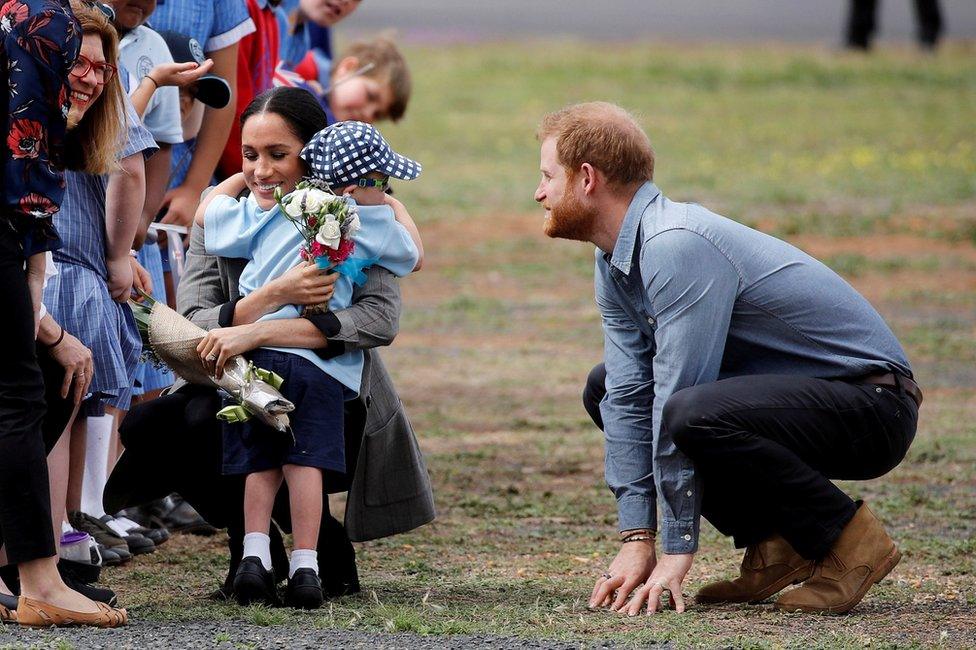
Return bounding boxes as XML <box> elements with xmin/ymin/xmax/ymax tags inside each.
<box><xmin>57</xmin><ymin>562</ymin><xmax>118</xmax><ymax>607</ymax></box>
<box><xmin>286</xmin><ymin>569</ymin><xmax>323</xmax><ymax>609</ymax></box>
<box><xmin>98</xmin><ymin>515</ymin><xmax>155</xmax><ymax>555</ymax></box>
<box><xmin>154</xmin><ymin>495</ymin><xmax>217</xmax><ymax>536</ymax></box>
<box><xmin>233</xmin><ymin>557</ymin><xmax>278</xmax><ymax>606</ymax></box>
<box><xmin>323</xmin><ymin>568</ymin><xmax>360</xmax><ymax>599</ymax></box>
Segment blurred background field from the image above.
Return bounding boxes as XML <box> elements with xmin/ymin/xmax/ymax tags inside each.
<box><xmin>12</xmin><ymin>26</ymin><xmax>971</xmax><ymax>650</ymax></box>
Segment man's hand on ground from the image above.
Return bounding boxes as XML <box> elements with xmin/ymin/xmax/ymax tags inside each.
<box><xmin>624</xmin><ymin>552</ymin><xmax>694</xmax><ymax>615</ymax></box>
<box><xmin>588</xmin><ymin>540</ymin><xmax>656</xmax><ymax>612</ymax></box>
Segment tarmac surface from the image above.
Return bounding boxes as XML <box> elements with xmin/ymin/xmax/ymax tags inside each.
<box><xmin>1</xmin><ymin>621</ymin><xmax>631</xmax><ymax>649</ymax></box>
<box><xmin>344</xmin><ymin>0</ymin><xmax>976</xmax><ymax>44</ymax></box>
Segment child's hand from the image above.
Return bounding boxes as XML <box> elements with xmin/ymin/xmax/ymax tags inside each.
<box><xmin>147</xmin><ymin>59</ymin><xmax>215</xmax><ymax>89</ymax></box>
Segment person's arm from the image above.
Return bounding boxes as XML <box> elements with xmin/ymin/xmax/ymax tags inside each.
<box><xmin>26</xmin><ymin>254</ymin><xmax>47</xmax><ymax>337</ymax></box>
<box><xmin>133</xmin><ymin>144</ymin><xmax>172</xmax><ymax>250</ymax></box>
<box><xmin>587</xmin><ymin>252</ymin><xmax>659</xmax><ymax>611</ymax></box>
<box><xmin>193</xmin><ymin>173</ymin><xmax>247</xmax><ymax>228</ymax></box>
<box><xmin>619</xmin><ymin>228</ymin><xmax>740</xmax><ymax>616</ymax></box>
<box><xmin>384</xmin><ymin>195</ymin><xmax>424</xmax><ymax>271</ymax></box>
<box><xmin>104</xmin><ymin>152</ymin><xmax>147</xmax><ymax>301</ymax></box>
<box><xmin>129</xmin><ymin>61</ymin><xmax>214</xmax><ymax>118</ymax></box>
<box><xmin>160</xmin><ymin>43</ymin><xmax>240</xmax><ymax>228</ymax></box>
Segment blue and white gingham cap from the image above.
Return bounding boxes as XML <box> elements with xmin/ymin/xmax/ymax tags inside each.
<box><xmin>300</xmin><ymin>121</ymin><xmax>422</xmax><ymax>187</ymax></box>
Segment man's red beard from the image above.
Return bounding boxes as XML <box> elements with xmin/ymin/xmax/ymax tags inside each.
<box><xmin>544</xmin><ymin>185</ymin><xmax>598</xmax><ymax>242</ymax></box>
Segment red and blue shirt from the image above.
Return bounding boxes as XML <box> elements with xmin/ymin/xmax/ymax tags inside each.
<box><xmin>1</xmin><ymin>0</ymin><xmax>80</xmax><ymax>257</ymax></box>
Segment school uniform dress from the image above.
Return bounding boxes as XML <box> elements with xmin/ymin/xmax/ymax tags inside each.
<box><xmin>203</xmin><ymin>194</ymin><xmax>418</xmax><ymax>475</ymax></box>
<box><xmin>43</xmin><ymin>98</ymin><xmax>158</xmax><ymax>415</ymax></box>
<box><xmin>119</xmin><ymin>30</ymin><xmax>184</xmax><ymax>392</ymax></box>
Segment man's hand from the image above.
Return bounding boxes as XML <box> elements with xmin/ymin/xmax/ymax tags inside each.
<box><xmin>271</xmin><ymin>261</ymin><xmax>337</xmax><ymax>307</ymax></box>
<box><xmin>129</xmin><ymin>256</ymin><xmax>153</xmax><ymax>299</ymax></box>
<box><xmin>589</xmin><ymin>540</ymin><xmax>656</xmax><ymax>612</ymax></box>
<box><xmin>623</xmin><ymin>552</ymin><xmax>694</xmax><ymax>615</ymax></box>
<box><xmin>106</xmin><ymin>257</ymin><xmax>134</xmax><ymax>302</ymax></box>
<box><xmin>197</xmin><ymin>324</ymin><xmax>262</xmax><ymax>379</ymax></box>
<box><xmin>26</xmin><ymin>253</ymin><xmax>46</xmax><ymax>338</ymax></box>
<box><xmin>160</xmin><ymin>184</ymin><xmax>203</xmax><ymax>228</ymax></box>
<box><xmin>50</xmin><ymin>331</ymin><xmax>94</xmax><ymax>404</ymax></box>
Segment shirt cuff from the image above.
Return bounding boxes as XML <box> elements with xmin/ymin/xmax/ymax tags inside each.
<box><xmin>217</xmin><ymin>297</ymin><xmax>243</xmax><ymax>328</ymax></box>
<box><xmin>22</xmin><ymin>217</ymin><xmax>63</xmax><ymax>258</ymax></box>
<box><xmin>306</xmin><ymin>311</ymin><xmax>346</xmax><ymax>360</ymax></box>
<box><xmin>658</xmin><ymin>517</ymin><xmax>700</xmax><ymax>555</ymax></box>
<box><xmin>616</xmin><ymin>495</ymin><xmax>657</xmax><ymax>534</ymax></box>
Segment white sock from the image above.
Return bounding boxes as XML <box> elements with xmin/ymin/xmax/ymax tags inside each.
<box><xmin>289</xmin><ymin>549</ymin><xmax>318</xmax><ymax>578</ymax></box>
<box><xmin>242</xmin><ymin>532</ymin><xmax>272</xmax><ymax>571</ymax></box>
<box><xmin>113</xmin><ymin>516</ymin><xmax>140</xmax><ymax>533</ymax></box>
<box><xmin>104</xmin><ymin>517</ymin><xmax>129</xmax><ymax>537</ymax></box>
<box><xmin>81</xmin><ymin>415</ymin><xmax>113</xmax><ymax>518</ymax></box>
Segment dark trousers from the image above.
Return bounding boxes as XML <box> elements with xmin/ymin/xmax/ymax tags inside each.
<box><xmin>583</xmin><ymin>363</ymin><xmax>917</xmax><ymax>559</ymax></box>
<box><xmin>0</xmin><ymin>228</ymin><xmax>55</xmax><ymax>564</ymax></box>
<box><xmin>112</xmin><ymin>385</ymin><xmax>359</xmax><ymax>588</ymax></box>
<box><xmin>847</xmin><ymin>0</ymin><xmax>943</xmax><ymax>48</ymax></box>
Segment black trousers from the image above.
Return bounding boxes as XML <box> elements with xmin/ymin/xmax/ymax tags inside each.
<box><xmin>847</xmin><ymin>0</ymin><xmax>943</xmax><ymax>48</ymax></box>
<box><xmin>0</xmin><ymin>227</ymin><xmax>56</xmax><ymax>564</ymax></box>
<box><xmin>583</xmin><ymin>363</ymin><xmax>917</xmax><ymax>559</ymax></box>
<box><xmin>112</xmin><ymin>384</ymin><xmax>360</xmax><ymax>586</ymax></box>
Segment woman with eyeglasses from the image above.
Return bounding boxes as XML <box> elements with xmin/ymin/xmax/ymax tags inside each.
<box><xmin>0</xmin><ymin>0</ymin><xmax>128</xmax><ymax>628</ymax></box>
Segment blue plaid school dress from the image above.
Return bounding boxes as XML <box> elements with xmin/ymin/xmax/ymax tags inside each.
<box><xmin>43</xmin><ymin>99</ymin><xmax>158</xmax><ymax>414</ymax></box>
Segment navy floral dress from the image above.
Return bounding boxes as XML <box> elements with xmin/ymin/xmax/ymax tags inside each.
<box><xmin>1</xmin><ymin>0</ymin><xmax>80</xmax><ymax>257</ymax></box>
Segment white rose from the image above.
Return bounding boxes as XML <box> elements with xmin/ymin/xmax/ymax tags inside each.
<box><xmin>283</xmin><ymin>189</ymin><xmax>308</xmax><ymax>217</ymax></box>
<box><xmin>315</xmin><ymin>216</ymin><xmax>342</xmax><ymax>249</ymax></box>
<box><xmin>304</xmin><ymin>189</ymin><xmax>331</xmax><ymax>213</ymax></box>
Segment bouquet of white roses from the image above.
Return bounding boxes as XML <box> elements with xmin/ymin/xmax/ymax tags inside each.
<box><xmin>274</xmin><ymin>179</ymin><xmax>361</xmax><ymax>315</ymax></box>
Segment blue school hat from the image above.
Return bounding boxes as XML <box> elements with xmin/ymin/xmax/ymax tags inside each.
<box><xmin>300</xmin><ymin>121</ymin><xmax>422</xmax><ymax>187</ymax></box>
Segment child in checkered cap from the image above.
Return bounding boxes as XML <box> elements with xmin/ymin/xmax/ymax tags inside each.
<box><xmin>196</xmin><ymin>93</ymin><xmax>424</xmax><ymax>608</ymax></box>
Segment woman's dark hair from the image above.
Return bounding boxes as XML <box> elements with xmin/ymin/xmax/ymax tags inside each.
<box><xmin>240</xmin><ymin>87</ymin><xmax>327</xmax><ymax>144</ymax></box>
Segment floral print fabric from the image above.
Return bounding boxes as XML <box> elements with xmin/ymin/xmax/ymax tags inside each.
<box><xmin>1</xmin><ymin>0</ymin><xmax>80</xmax><ymax>257</ymax></box>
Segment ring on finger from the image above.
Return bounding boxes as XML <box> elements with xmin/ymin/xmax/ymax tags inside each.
<box><xmin>601</xmin><ymin>572</ymin><xmax>612</xmax><ymax>580</ymax></box>
<box><xmin>207</xmin><ymin>353</ymin><xmax>218</xmax><ymax>362</ymax></box>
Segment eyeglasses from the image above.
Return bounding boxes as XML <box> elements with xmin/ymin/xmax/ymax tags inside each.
<box><xmin>70</xmin><ymin>54</ymin><xmax>117</xmax><ymax>84</ymax></box>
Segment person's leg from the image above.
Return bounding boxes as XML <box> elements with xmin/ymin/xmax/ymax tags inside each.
<box><xmin>47</xmin><ymin>418</ymin><xmax>76</xmax><ymax>551</ymax></box>
<box><xmin>846</xmin><ymin>0</ymin><xmax>878</xmax><ymax>49</ymax></box>
<box><xmin>282</xmin><ymin>464</ymin><xmax>324</xmax><ymax>608</ymax></box>
<box><xmin>66</xmin><ymin>417</ymin><xmax>87</xmax><ymax>514</ymax></box>
<box><xmin>664</xmin><ymin>375</ymin><xmax>915</xmax><ymax>558</ymax></box>
<box><xmin>242</xmin><ymin>468</ymin><xmax>284</xmax><ymax>568</ymax></box>
<box><xmin>914</xmin><ymin>0</ymin><xmax>943</xmax><ymax>48</ymax></box>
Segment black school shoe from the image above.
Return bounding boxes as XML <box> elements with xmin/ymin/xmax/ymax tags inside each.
<box><xmin>58</xmin><ymin>561</ymin><xmax>118</xmax><ymax>607</ymax></box>
<box><xmin>233</xmin><ymin>557</ymin><xmax>279</xmax><ymax>606</ymax></box>
<box><xmin>286</xmin><ymin>569</ymin><xmax>323</xmax><ymax>609</ymax></box>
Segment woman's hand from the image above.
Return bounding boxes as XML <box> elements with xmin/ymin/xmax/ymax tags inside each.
<box><xmin>196</xmin><ymin>324</ymin><xmax>262</xmax><ymax>379</ymax></box>
<box><xmin>50</xmin><ymin>332</ymin><xmax>94</xmax><ymax>404</ymax></box>
<box><xmin>129</xmin><ymin>256</ymin><xmax>153</xmax><ymax>299</ymax></box>
<box><xmin>270</xmin><ymin>261</ymin><xmax>337</xmax><ymax>307</ymax></box>
<box><xmin>147</xmin><ymin>60</ymin><xmax>214</xmax><ymax>88</ymax></box>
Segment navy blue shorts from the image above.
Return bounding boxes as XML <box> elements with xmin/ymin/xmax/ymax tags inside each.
<box><xmin>222</xmin><ymin>349</ymin><xmax>345</xmax><ymax>475</ymax></box>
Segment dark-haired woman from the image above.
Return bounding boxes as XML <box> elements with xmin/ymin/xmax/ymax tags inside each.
<box><xmin>111</xmin><ymin>86</ymin><xmax>434</xmax><ymax>606</ymax></box>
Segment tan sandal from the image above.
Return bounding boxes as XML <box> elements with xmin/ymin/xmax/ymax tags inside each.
<box><xmin>16</xmin><ymin>595</ymin><xmax>127</xmax><ymax>628</ymax></box>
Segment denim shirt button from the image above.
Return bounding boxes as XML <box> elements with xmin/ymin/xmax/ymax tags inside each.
<box><xmin>683</xmin><ymin>534</ymin><xmax>691</xmax><ymax>541</ymax></box>
<box><xmin>647</xmin><ymin>316</ymin><xmax>655</xmax><ymax>325</ymax></box>
<box><xmin>686</xmin><ymin>490</ymin><xmax>693</xmax><ymax>497</ymax></box>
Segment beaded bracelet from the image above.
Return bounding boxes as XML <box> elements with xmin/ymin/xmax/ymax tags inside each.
<box><xmin>622</xmin><ymin>535</ymin><xmax>655</xmax><ymax>544</ymax></box>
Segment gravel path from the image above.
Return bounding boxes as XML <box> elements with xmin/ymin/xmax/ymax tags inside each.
<box><xmin>1</xmin><ymin>622</ymin><xmax>634</xmax><ymax>649</ymax></box>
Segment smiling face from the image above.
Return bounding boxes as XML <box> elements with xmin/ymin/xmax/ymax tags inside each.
<box><xmin>108</xmin><ymin>0</ymin><xmax>157</xmax><ymax>31</ymax></box>
<box><xmin>298</xmin><ymin>0</ymin><xmax>360</xmax><ymax>27</ymax></box>
<box><xmin>67</xmin><ymin>33</ymin><xmax>106</xmax><ymax>130</ymax></box>
<box><xmin>534</xmin><ymin>137</ymin><xmax>597</xmax><ymax>241</ymax></box>
<box><xmin>241</xmin><ymin>112</ymin><xmax>307</xmax><ymax>210</ymax></box>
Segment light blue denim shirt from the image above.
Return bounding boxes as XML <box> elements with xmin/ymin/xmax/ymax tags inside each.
<box><xmin>596</xmin><ymin>182</ymin><xmax>911</xmax><ymax>554</ymax></box>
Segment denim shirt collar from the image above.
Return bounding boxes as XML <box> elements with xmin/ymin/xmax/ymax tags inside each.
<box><xmin>608</xmin><ymin>181</ymin><xmax>661</xmax><ymax>276</ymax></box>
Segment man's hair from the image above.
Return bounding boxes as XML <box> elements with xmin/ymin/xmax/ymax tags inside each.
<box><xmin>337</xmin><ymin>36</ymin><xmax>411</xmax><ymax>122</ymax></box>
<box><xmin>65</xmin><ymin>0</ymin><xmax>126</xmax><ymax>175</ymax></box>
<box><xmin>537</xmin><ymin>102</ymin><xmax>654</xmax><ymax>187</ymax></box>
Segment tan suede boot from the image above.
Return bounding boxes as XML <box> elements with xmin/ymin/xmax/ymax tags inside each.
<box><xmin>696</xmin><ymin>535</ymin><xmax>814</xmax><ymax>604</ymax></box>
<box><xmin>775</xmin><ymin>503</ymin><xmax>901</xmax><ymax>614</ymax></box>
